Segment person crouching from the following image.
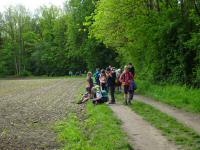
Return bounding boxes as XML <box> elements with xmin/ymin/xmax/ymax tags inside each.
<box><xmin>92</xmin><ymin>85</ymin><xmax>108</xmax><ymax>105</ymax></box>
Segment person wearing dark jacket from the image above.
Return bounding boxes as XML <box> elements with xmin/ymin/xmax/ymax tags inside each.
<box><xmin>94</xmin><ymin>68</ymin><xmax>100</xmax><ymax>85</ymax></box>
<box><xmin>106</xmin><ymin>67</ymin><xmax>116</xmax><ymax>104</ymax></box>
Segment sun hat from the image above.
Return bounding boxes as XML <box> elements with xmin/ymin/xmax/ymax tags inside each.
<box><xmin>94</xmin><ymin>85</ymin><xmax>100</xmax><ymax>91</ymax></box>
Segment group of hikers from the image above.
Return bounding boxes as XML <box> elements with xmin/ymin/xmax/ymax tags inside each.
<box><xmin>78</xmin><ymin>63</ymin><xmax>137</xmax><ymax>105</ymax></box>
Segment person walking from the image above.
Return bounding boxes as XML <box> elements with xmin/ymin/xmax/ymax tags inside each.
<box><xmin>128</xmin><ymin>63</ymin><xmax>136</xmax><ymax>102</ymax></box>
<box><xmin>120</xmin><ymin>66</ymin><xmax>133</xmax><ymax>105</ymax></box>
<box><xmin>106</xmin><ymin>67</ymin><xmax>116</xmax><ymax>104</ymax></box>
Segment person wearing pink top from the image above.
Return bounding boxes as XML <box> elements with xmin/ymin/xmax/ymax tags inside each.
<box><xmin>120</xmin><ymin>66</ymin><xmax>133</xmax><ymax>105</ymax></box>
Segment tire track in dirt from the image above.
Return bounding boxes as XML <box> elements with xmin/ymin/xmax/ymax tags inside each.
<box><xmin>0</xmin><ymin>78</ymin><xmax>84</xmax><ymax>150</ymax></box>
<box><xmin>110</xmin><ymin>104</ymin><xmax>179</xmax><ymax>150</ymax></box>
<box><xmin>134</xmin><ymin>95</ymin><xmax>200</xmax><ymax>135</ymax></box>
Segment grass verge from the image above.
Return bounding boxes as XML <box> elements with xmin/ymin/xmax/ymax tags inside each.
<box><xmin>55</xmin><ymin>103</ymin><xmax>132</xmax><ymax>150</ymax></box>
<box><xmin>136</xmin><ymin>80</ymin><xmax>200</xmax><ymax>113</ymax></box>
<box><xmin>129</xmin><ymin>101</ymin><xmax>200</xmax><ymax>150</ymax></box>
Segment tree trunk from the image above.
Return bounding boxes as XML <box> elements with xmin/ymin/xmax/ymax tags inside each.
<box><xmin>149</xmin><ymin>0</ymin><xmax>154</xmax><ymax>10</ymax></box>
<box><xmin>9</xmin><ymin>20</ymin><xmax>19</xmax><ymax>76</ymax></box>
<box><xmin>156</xmin><ymin>0</ymin><xmax>160</xmax><ymax>12</ymax></box>
<box><xmin>180</xmin><ymin>0</ymin><xmax>184</xmax><ymax>16</ymax></box>
<box><xmin>19</xmin><ymin>15</ymin><xmax>23</xmax><ymax>75</ymax></box>
<box><xmin>14</xmin><ymin>54</ymin><xmax>19</xmax><ymax>75</ymax></box>
<box><xmin>194</xmin><ymin>0</ymin><xmax>200</xmax><ymax>16</ymax></box>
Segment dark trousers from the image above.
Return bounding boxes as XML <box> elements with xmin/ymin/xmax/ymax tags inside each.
<box><xmin>101</xmin><ymin>83</ymin><xmax>107</xmax><ymax>91</ymax></box>
<box><xmin>108</xmin><ymin>86</ymin><xmax>115</xmax><ymax>103</ymax></box>
<box><xmin>129</xmin><ymin>90</ymin><xmax>134</xmax><ymax>101</ymax></box>
<box><xmin>96</xmin><ymin>80</ymin><xmax>100</xmax><ymax>85</ymax></box>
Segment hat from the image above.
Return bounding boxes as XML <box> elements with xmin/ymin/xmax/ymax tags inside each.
<box><xmin>94</xmin><ymin>85</ymin><xmax>100</xmax><ymax>91</ymax></box>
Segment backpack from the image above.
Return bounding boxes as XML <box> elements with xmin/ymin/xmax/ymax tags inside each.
<box><xmin>130</xmin><ymin>80</ymin><xmax>137</xmax><ymax>90</ymax></box>
<box><xmin>94</xmin><ymin>72</ymin><xmax>100</xmax><ymax>81</ymax></box>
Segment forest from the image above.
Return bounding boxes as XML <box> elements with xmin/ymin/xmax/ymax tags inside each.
<box><xmin>0</xmin><ymin>0</ymin><xmax>200</xmax><ymax>87</ymax></box>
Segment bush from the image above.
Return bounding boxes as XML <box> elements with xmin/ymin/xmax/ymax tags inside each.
<box><xmin>19</xmin><ymin>70</ymin><xmax>32</xmax><ymax>77</ymax></box>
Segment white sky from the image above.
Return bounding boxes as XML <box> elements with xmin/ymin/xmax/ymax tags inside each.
<box><xmin>0</xmin><ymin>0</ymin><xmax>66</xmax><ymax>12</ymax></box>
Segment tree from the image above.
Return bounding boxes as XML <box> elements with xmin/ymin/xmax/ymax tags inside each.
<box><xmin>90</xmin><ymin>0</ymin><xmax>200</xmax><ymax>86</ymax></box>
<box><xmin>0</xmin><ymin>6</ymin><xmax>32</xmax><ymax>75</ymax></box>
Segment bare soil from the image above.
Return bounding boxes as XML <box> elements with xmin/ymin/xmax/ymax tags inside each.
<box><xmin>1</xmin><ymin>79</ymin><xmax>197</xmax><ymax>150</ymax></box>
<box><xmin>134</xmin><ymin>94</ymin><xmax>200</xmax><ymax>135</ymax></box>
<box><xmin>110</xmin><ymin>104</ymin><xmax>179</xmax><ymax>150</ymax></box>
<box><xmin>0</xmin><ymin>78</ymin><xmax>83</xmax><ymax>150</ymax></box>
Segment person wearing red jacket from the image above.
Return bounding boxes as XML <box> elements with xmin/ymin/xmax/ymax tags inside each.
<box><xmin>120</xmin><ymin>66</ymin><xmax>134</xmax><ymax>105</ymax></box>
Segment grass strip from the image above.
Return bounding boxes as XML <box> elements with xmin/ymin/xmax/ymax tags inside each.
<box><xmin>130</xmin><ymin>101</ymin><xmax>200</xmax><ymax>150</ymax></box>
<box><xmin>136</xmin><ymin>80</ymin><xmax>200</xmax><ymax>113</ymax></box>
<box><xmin>55</xmin><ymin>102</ymin><xmax>132</xmax><ymax>150</ymax></box>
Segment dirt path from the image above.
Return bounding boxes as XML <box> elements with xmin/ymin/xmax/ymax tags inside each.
<box><xmin>134</xmin><ymin>95</ymin><xmax>200</xmax><ymax>135</ymax></box>
<box><xmin>110</xmin><ymin>104</ymin><xmax>179</xmax><ymax>150</ymax></box>
<box><xmin>0</xmin><ymin>78</ymin><xmax>84</xmax><ymax>150</ymax></box>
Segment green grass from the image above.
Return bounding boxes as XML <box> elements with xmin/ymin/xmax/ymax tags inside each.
<box><xmin>115</xmin><ymin>93</ymin><xmax>200</xmax><ymax>149</ymax></box>
<box><xmin>136</xmin><ymin>80</ymin><xmax>200</xmax><ymax>113</ymax></box>
<box><xmin>55</xmin><ymin>102</ymin><xmax>132</xmax><ymax>150</ymax></box>
<box><xmin>129</xmin><ymin>101</ymin><xmax>200</xmax><ymax>150</ymax></box>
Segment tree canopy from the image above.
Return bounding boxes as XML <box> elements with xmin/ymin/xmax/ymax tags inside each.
<box><xmin>90</xmin><ymin>0</ymin><xmax>200</xmax><ymax>87</ymax></box>
<box><xmin>0</xmin><ymin>1</ymin><xmax>118</xmax><ymax>77</ymax></box>
<box><xmin>0</xmin><ymin>0</ymin><xmax>199</xmax><ymax>87</ymax></box>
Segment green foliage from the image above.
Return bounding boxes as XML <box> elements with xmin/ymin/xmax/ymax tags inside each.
<box><xmin>136</xmin><ymin>80</ymin><xmax>200</xmax><ymax>113</ymax></box>
<box><xmin>90</xmin><ymin>0</ymin><xmax>200</xmax><ymax>86</ymax></box>
<box><xmin>131</xmin><ymin>101</ymin><xmax>200</xmax><ymax>150</ymax></box>
<box><xmin>19</xmin><ymin>70</ymin><xmax>32</xmax><ymax>77</ymax></box>
<box><xmin>0</xmin><ymin>1</ymin><xmax>118</xmax><ymax>76</ymax></box>
<box><xmin>55</xmin><ymin>102</ymin><xmax>132</xmax><ymax>150</ymax></box>
<box><xmin>55</xmin><ymin>114</ymin><xmax>92</xmax><ymax>149</ymax></box>
<box><xmin>0</xmin><ymin>45</ymin><xmax>14</xmax><ymax>75</ymax></box>
<box><xmin>1</xmin><ymin>0</ymin><xmax>200</xmax><ymax>88</ymax></box>
<box><xmin>0</xmin><ymin>5</ymin><xmax>32</xmax><ymax>76</ymax></box>
<box><xmin>66</xmin><ymin>0</ymin><xmax>118</xmax><ymax>72</ymax></box>
<box><xmin>83</xmin><ymin>38</ymin><xmax>118</xmax><ymax>70</ymax></box>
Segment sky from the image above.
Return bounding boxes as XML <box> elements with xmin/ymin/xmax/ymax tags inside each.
<box><xmin>0</xmin><ymin>0</ymin><xmax>66</xmax><ymax>12</ymax></box>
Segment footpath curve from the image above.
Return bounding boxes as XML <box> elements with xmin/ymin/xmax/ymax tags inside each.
<box><xmin>134</xmin><ymin>95</ymin><xmax>200</xmax><ymax>135</ymax></box>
